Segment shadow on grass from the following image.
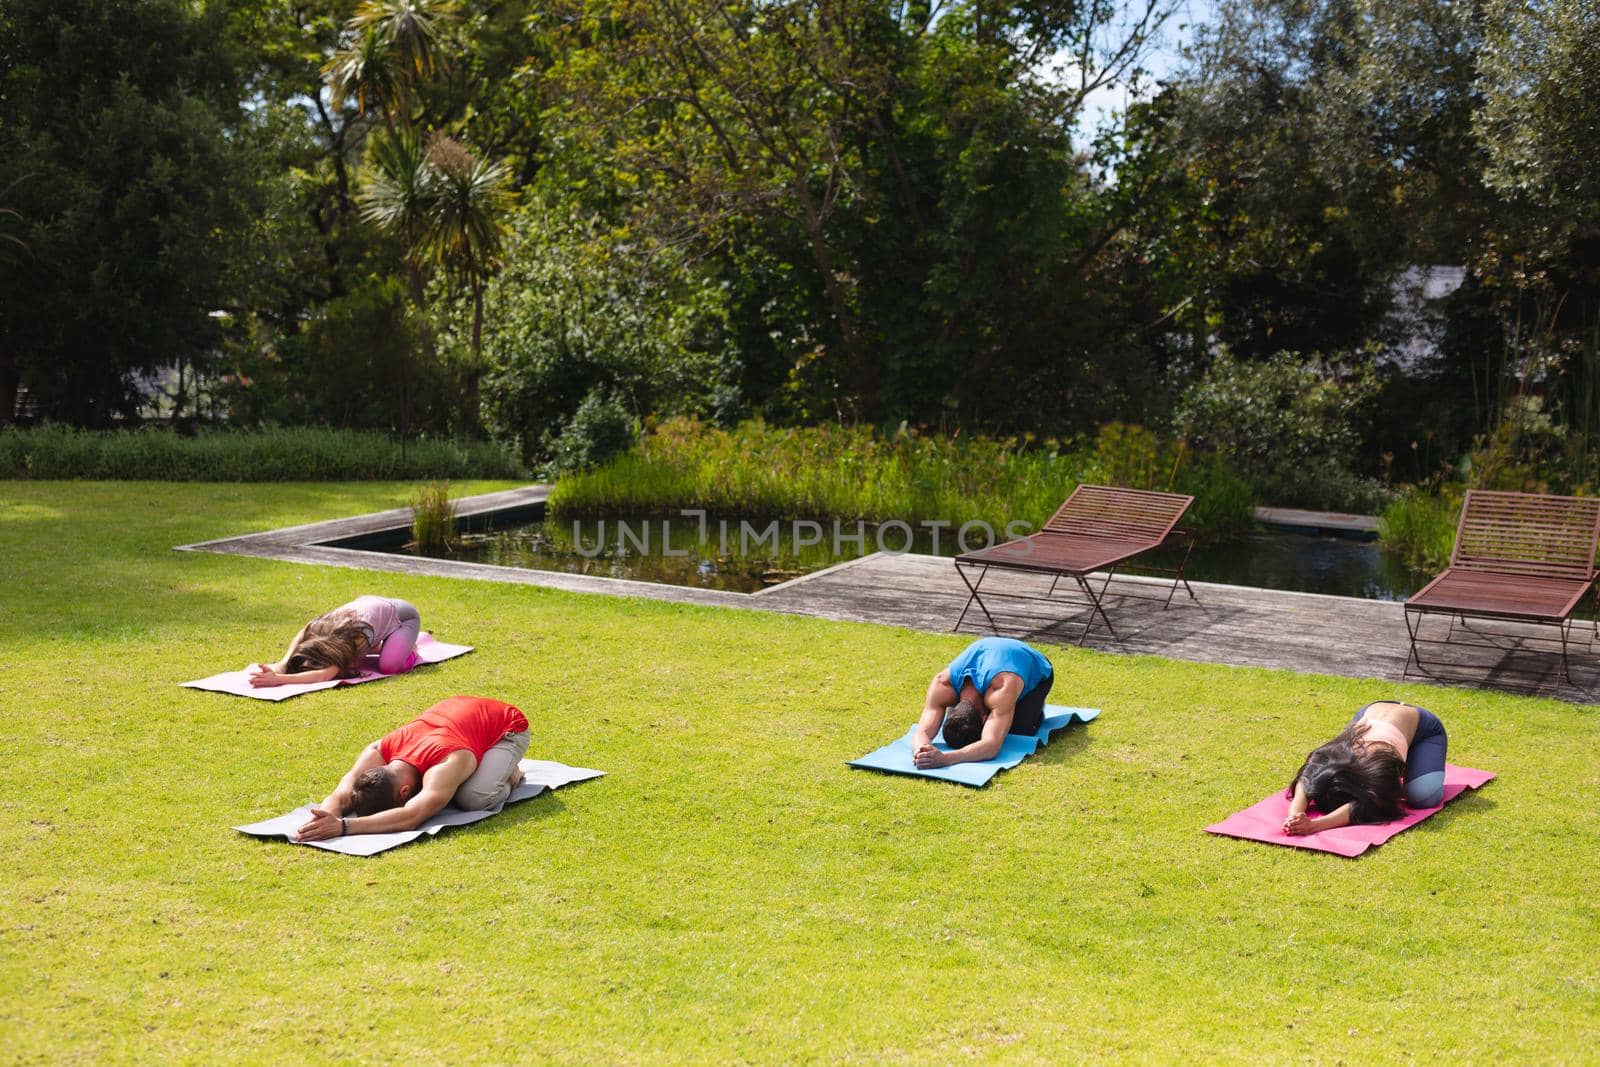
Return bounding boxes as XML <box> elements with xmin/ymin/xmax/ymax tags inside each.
<box><xmin>1403</xmin><ymin>786</ymin><xmax>1498</xmax><ymax>838</ymax></box>
<box><xmin>1032</xmin><ymin>722</ymin><xmax>1094</xmax><ymax>766</ymax></box>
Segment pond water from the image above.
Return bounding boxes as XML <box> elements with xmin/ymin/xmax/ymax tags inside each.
<box><xmin>343</xmin><ymin>510</ymin><xmax>1433</xmax><ymax>600</ymax></box>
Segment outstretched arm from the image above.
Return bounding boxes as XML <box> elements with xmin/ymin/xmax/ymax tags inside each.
<box><xmin>248</xmin><ymin>664</ymin><xmax>341</xmax><ymax>688</ymax></box>
<box><xmin>261</xmin><ymin>621</ymin><xmax>311</xmax><ymax>674</ymax></box>
<box><xmin>297</xmin><ymin>752</ymin><xmax>475</xmax><ymax>840</ymax></box>
<box><xmin>911</xmin><ymin>669</ymin><xmax>957</xmax><ymax>752</ymax></box>
<box><xmin>1283</xmin><ymin>781</ymin><xmax>1310</xmax><ymax>831</ymax></box>
<box><xmin>248</xmin><ymin>620</ymin><xmax>342</xmax><ymax>687</ymax></box>
<box><xmin>915</xmin><ymin>676</ymin><xmax>1019</xmax><ymax>768</ymax></box>
<box><xmin>1290</xmin><ymin>803</ymin><xmax>1354</xmax><ymax>835</ymax></box>
<box><xmin>315</xmin><ymin>741</ymin><xmax>386</xmax><ymax>817</ymax></box>
<box><xmin>1283</xmin><ymin>780</ymin><xmax>1355</xmax><ymax>835</ymax></box>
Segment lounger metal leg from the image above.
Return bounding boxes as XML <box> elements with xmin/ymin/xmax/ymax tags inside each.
<box><xmin>1402</xmin><ymin>607</ymin><xmax>1425</xmax><ymax>679</ymax></box>
<box><xmin>1047</xmin><ymin>575</ymin><xmax>1061</xmax><ymax>597</ymax></box>
<box><xmin>1559</xmin><ymin>620</ymin><xmax>1573</xmax><ymax>684</ymax></box>
<box><xmin>953</xmin><ymin>564</ymin><xmax>999</xmax><ymax>634</ymax></box>
<box><xmin>1096</xmin><ymin>566</ymin><xmax>1118</xmax><ymax>601</ymax></box>
<box><xmin>1074</xmin><ymin>574</ymin><xmax>1118</xmax><ymax>646</ymax></box>
<box><xmin>1165</xmin><ymin>532</ymin><xmax>1199</xmax><ymax>608</ymax></box>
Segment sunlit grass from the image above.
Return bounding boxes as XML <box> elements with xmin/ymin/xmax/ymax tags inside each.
<box><xmin>0</xmin><ymin>481</ymin><xmax>1596</xmax><ymax>1062</ymax></box>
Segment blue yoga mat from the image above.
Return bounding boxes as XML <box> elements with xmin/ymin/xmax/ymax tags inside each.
<box><xmin>848</xmin><ymin>705</ymin><xmax>1100</xmax><ymax>787</ymax></box>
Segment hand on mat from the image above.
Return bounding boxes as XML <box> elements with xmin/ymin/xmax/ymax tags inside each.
<box><xmin>295</xmin><ymin>806</ymin><xmax>344</xmax><ymax>842</ymax></box>
<box><xmin>247</xmin><ymin>666</ymin><xmax>286</xmax><ymax>688</ymax></box>
<box><xmin>912</xmin><ymin>742</ymin><xmax>948</xmax><ymax>769</ymax></box>
<box><xmin>1282</xmin><ymin>811</ymin><xmax>1313</xmax><ymax>836</ymax></box>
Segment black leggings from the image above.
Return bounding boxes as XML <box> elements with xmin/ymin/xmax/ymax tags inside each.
<box><xmin>1009</xmin><ymin>672</ymin><xmax>1054</xmax><ymax>736</ymax></box>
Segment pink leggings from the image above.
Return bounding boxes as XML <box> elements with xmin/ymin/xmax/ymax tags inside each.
<box><xmin>376</xmin><ymin>599</ymin><xmax>421</xmax><ymax>674</ymax></box>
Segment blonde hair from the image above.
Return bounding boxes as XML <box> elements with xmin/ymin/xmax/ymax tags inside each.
<box><xmin>286</xmin><ymin>610</ymin><xmax>372</xmax><ymax>676</ymax></box>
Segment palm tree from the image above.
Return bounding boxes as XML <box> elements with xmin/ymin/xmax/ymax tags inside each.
<box><xmin>322</xmin><ymin>0</ymin><xmax>457</xmax><ymax>130</ymax></box>
<box><xmin>349</xmin><ymin>0</ymin><xmax>458</xmax><ymax>84</ymax></box>
<box><xmin>322</xmin><ymin>28</ymin><xmax>404</xmax><ymax>132</ymax></box>
<box><xmin>358</xmin><ymin>130</ymin><xmax>435</xmax><ymax>308</ymax></box>
<box><xmin>421</xmin><ymin>134</ymin><xmax>511</xmax><ymax>429</ymax></box>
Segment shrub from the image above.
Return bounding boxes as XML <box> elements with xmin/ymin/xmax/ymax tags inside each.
<box><xmin>550</xmin><ymin>391</ymin><xmax>638</xmax><ymax>474</ymax></box>
<box><xmin>1175</xmin><ymin>351</ymin><xmax>1389</xmax><ymax>512</ymax></box>
<box><xmin>0</xmin><ymin>426</ymin><xmax>526</xmax><ymax>481</ymax></box>
<box><xmin>223</xmin><ymin>276</ymin><xmax>464</xmax><ymax>435</ymax></box>
<box><xmin>476</xmin><ymin>204</ymin><xmax>729</xmax><ymax>464</ymax></box>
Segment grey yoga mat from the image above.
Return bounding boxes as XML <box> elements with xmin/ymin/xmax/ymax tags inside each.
<box><xmin>234</xmin><ymin>759</ymin><xmax>604</xmax><ymax>856</ymax></box>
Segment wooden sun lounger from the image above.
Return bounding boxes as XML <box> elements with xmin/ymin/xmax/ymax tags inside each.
<box><xmin>953</xmin><ymin>484</ymin><xmax>1197</xmax><ymax>644</ymax></box>
<box><xmin>1404</xmin><ymin>489</ymin><xmax>1600</xmax><ymax>683</ymax></box>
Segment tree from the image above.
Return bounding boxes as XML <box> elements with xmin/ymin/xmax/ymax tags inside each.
<box><xmin>1475</xmin><ymin>1</ymin><xmax>1600</xmax><ymax>229</ymax></box>
<box><xmin>420</xmin><ymin>134</ymin><xmax>511</xmax><ymax>425</ymax></box>
<box><xmin>359</xmin><ymin>129</ymin><xmax>436</xmax><ymax>309</ymax></box>
<box><xmin>323</xmin><ymin>0</ymin><xmax>459</xmax><ymax>131</ymax></box>
<box><xmin>0</xmin><ymin>0</ymin><xmax>259</xmax><ymax>425</ymax></box>
<box><xmin>542</xmin><ymin>0</ymin><xmax>1177</xmax><ymax>427</ymax></box>
<box><xmin>323</xmin><ymin>25</ymin><xmax>406</xmax><ymax>131</ymax></box>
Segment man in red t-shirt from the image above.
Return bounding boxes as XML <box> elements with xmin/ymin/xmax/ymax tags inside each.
<box><xmin>295</xmin><ymin>695</ymin><xmax>531</xmax><ymax>842</ymax></box>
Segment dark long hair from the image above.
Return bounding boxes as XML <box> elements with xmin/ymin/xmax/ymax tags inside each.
<box><xmin>285</xmin><ymin>610</ymin><xmax>371</xmax><ymax>676</ymax></box>
<box><xmin>1287</xmin><ymin>721</ymin><xmax>1405</xmax><ymax>824</ymax></box>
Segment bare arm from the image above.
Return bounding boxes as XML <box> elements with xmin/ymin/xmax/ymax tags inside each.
<box><xmin>263</xmin><ymin>621</ymin><xmax>311</xmax><ymax>673</ymax></box>
<box><xmin>249</xmin><ymin>620</ymin><xmax>341</xmax><ymax>687</ymax></box>
<box><xmin>1283</xmin><ymin>781</ymin><xmax>1310</xmax><ymax>829</ymax></box>
<box><xmin>249</xmin><ymin>664</ymin><xmax>341</xmax><ymax>688</ymax></box>
<box><xmin>911</xmin><ymin>669</ymin><xmax>956</xmax><ymax>751</ymax></box>
<box><xmin>916</xmin><ymin>675</ymin><xmax>1019</xmax><ymax>767</ymax></box>
<box><xmin>1300</xmin><ymin>804</ymin><xmax>1354</xmax><ymax>834</ymax></box>
<box><xmin>1283</xmin><ymin>781</ymin><xmax>1355</xmax><ymax>835</ymax></box>
<box><xmin>296</xmin><ymin>751</ymin><xmax>476</xmax><ymax>841</ymax></box>
<box><xmin>316</xmin><ymin>741</ymin><xmax>386</xmax><ymax>816</ymax></box>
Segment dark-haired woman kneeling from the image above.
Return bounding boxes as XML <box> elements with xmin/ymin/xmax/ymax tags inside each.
<box><xmin>1283</xmin><ymin>701</ymin><xmax>1448</xmax><ymax>835</ymax></box>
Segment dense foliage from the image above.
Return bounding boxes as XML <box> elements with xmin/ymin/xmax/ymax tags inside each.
<box><xmin>4</xmin><ymin>0</ymin><xmax>1600</xmax><ymax>513</ymax></box>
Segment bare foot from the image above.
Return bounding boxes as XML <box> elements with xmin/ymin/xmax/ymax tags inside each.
<box><xmin>508</xmin><ymin>765</ymin><xmax>525</xmax><ymax>791</ymax></box>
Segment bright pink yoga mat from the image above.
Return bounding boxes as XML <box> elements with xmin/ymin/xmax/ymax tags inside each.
<box><xmin>180</xmin><ymin>632</ymin><xmax>473</xmax><ymax>701</ymax></box>
<box><xmin>1205</xmin><ymin>764</ymin><xmax>1495</xmax><ymax>857</ymax></box>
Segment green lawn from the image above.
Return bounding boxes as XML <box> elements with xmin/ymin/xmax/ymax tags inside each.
<box><xmin>2</xmin><ymin>482</ymin><xmax>1597</xmax><ymax>1063</ymax></box>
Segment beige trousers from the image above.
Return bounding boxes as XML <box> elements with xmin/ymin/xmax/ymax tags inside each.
<box><xmin>452</xmin><ymin>730</ymin><xmax>530</xmax><ymax>811</ymax></box>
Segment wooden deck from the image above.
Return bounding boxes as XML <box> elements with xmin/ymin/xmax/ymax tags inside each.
<box><xmin>757</xmin><ymin>551</ymin><xmax>1600</xmax><ymax>701</ymax></box>
<box><xmin>178</xmin><ymin>487</ymin><xmax>1600</xmax><ymax>703</ymax></box>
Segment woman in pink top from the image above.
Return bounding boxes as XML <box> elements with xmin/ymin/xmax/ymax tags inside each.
<box><xmin>1282</xmin><ymin>700</ymin><xmax>1450</xmax><ymax>835</ymax></box>
<box><xmin>248</xmin><ymin>595</ymin><xmax>422</xmax><ymax>688</ymax></box>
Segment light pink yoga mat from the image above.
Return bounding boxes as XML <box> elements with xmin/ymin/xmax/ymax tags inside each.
<box><xmin>180</xmin><ymin>632</ymin><xmax>473</xmax><ymax>701</ymax></box>
<box><xmin>1205</xmin><ymin>764</ymin><xmax>1495</xmax><ymax>857</ymax></box>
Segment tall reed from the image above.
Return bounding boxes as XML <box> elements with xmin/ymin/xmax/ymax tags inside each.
<box><xmin>411</xmin><ymin>481</ymin><xmax>458</xmax><ymax>553</ymax></box>
<box><xmin>550</xmin><ymin>418</ymin><xmax>1256</xmax><ymax>537</ymax></box>
<box><xmin>1377</xmin><ymin>492</ymin><xmax>1459</xmax><ymax>570</ymax></box>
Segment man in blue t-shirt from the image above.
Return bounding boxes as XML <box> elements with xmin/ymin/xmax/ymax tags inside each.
<box><xmin>910</xmin><ymin>637</ymin><xmax>1055</xmax><ymax>769</ymax></box>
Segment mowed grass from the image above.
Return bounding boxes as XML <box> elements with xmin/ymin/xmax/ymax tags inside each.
<box><xmin>1</xmin><ymin>482</ymin><xmax>1597</xmax><ymax>1064</ymax></box>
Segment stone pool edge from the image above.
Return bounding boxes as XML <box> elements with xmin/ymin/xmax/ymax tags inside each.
<box><xmin>172</xmin><ymin>483</ymin><xmax>1407</xmax><ymax>612</ymax></box>
<box><xmin>171</xmin><ymin>483</ymin><xmax>891</xmax><ymax>610</ymax></box>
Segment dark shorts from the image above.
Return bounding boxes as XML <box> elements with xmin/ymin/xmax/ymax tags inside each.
<box><xmin>1010</xmin><ymin>672</ymin><xmax>1054</xmax><ymax>736</ymax></box>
